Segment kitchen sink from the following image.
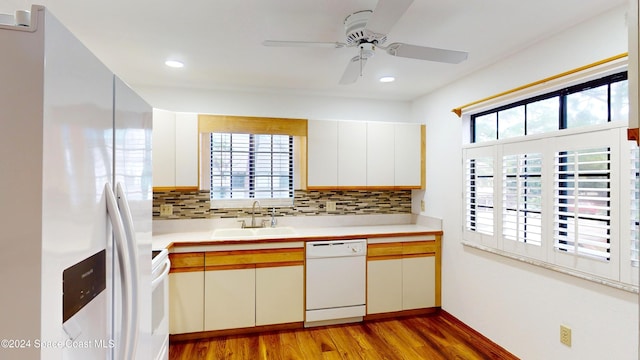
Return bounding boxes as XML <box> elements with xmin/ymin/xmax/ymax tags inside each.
<box><xmin>211</xmin><ymin>226</ymin><xmax>297</xmax><ymax>238</ymax></box>
<box><xmin>211</xmin><ymin>228</ymin><xmax>255</xmax><ymax>237</ymax></box>
<box><xmin>252</xmin><ymin>227</ymin><xmax>297</xmax><ymax>236</ymax></box>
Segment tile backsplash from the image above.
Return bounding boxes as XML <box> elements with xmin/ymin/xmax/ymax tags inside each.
<box><xmin>153</xmin><ymin>189</ymin><xmax>412</xmax><ymax>219</ymax></box>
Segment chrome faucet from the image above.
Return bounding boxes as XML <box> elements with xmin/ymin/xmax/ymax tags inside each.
<box><xmin>250</xmin><ymin>200</ymin><xmax>262</xmax><ymax>228</ymax></box>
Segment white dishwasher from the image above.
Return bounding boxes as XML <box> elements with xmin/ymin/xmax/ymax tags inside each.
<box><xmin>305</xmin><ymin>239</ymin><xmax>367</xmax><ymax>327</ymax></box>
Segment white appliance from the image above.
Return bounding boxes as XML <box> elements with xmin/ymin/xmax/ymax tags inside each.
<box><xmin>151</xmin><ymin>250</ymin><xmax>170</xmax><ymax>360</ymax></box>
<box><xmin>305</xmin><ymin>239</ymin><xmax>367</xmax><ymax>327</ymax></box>
<box><xmin>0</xmin><ymin>5</ymin><xmax>152</xmax><ymax>359</ymax></box>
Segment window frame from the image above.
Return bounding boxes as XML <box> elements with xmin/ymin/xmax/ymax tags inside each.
<box><xmin>209</xmin><ymin>132</ymin><xmax>294</xmax><ymax>206</ymax></box>
<box><xmin>471</xmin><ymin>72</ymin><xmax>628</xmax><ymax>142</ymax></box>
<box><xmin>463</xmin><ymin>71</ymin><xmax>634</xmax><ymax>286</ymax></box>
<box><xmin>198</xmin><ymin>115</ymin><xmax>307</xmax><ymax>209</ymax></box>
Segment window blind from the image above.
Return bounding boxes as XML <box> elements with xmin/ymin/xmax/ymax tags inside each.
<box><xmin>554</xmin><ymin>147</ymin><xmax>611</xmax><ymax>261</ymax></box>
<box><xmin>210</xmin><ymin>133</ymin><xmax>293</xmax><ymax>202</ymax></box>
<box><xmin>502</xmin><ymin>153</ymin><xmax>542</xmax><ymax>246</ymax></box>
<box><xmin>465</xmin><ymin>157</ymin><xmax>494</xmax><ymax>235</ymax></box>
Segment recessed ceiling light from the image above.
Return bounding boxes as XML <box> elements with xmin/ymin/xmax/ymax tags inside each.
<box><xmin>165</xmin><ymin>60</ymin><xmax>184</xmax><ymax>68</ymax></box>
<box><xmin>379</xmin><ymin>76</ymin><xmax>395</xmax><ymax>83</ymax></box>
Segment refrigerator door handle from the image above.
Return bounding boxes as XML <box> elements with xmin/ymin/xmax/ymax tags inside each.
<box><xmin>105</xmin><ymin>183</ymin><xmax>132</xmax><ymax>360</ymax></box>
<box><xmin>115</xmin><ymin>182</ymin><xmax>140</xmax><ymax>360</ymax></box>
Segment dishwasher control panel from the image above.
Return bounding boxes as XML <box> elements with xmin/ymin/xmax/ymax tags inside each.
<box><xmin>306</xmin><ymin>239</ymin><xmax>367</xmax><ymax>258</ymax></box>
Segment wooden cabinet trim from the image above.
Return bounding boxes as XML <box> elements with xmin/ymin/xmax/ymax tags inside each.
<box><xmin>199</xmin><ymin>114</ymin><xmax>307</xmax><ymax>136</ymax></box>
<box><xmin>153</xmin><ymin>186</ymin><xmax>199</xmax><ymax>192</ymax></box>
<box><xmin>368</xmin><ymin>243</ymin><xmax>403</xmax><ymax>257</ymax></box>
<box><xmin>255</xmin><ymin>261</ymin><xmax>304</xmax><ymax>269</ymax></box>
<box><xmin>205</xmin><ymin>248</ymin><xmax>304</xmax><ymax>267</ymax></box>
<box><xmin>205</xmin><ymin>261</ymin><xmax>305</xmax><ymax>272</ymax></box>
<box><xmin>367</xmin><ymin>254</ymin><xmax>404</xmax><ymax>261</ymax></box>
<box><xmin>169</xmin><ymin>252</ymin><xmax>205</xmax><ymax>273</ymax></box>
<box><xmin>402</xmin><ymin>241</ymin><xmax>437</xmax><ymax>256</ymax></box>
<box><xmin>367</xmin><ymin>240</ymin><xmax>438</xmax><ymax>259</ymax></box>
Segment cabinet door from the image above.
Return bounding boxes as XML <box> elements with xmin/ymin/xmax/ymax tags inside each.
<box><xmin>394</xmin><ymin>123</ymin><xmax>422</xmax><ymax>187</ymax></box>
<box><xmin>169</xmin><ymin>272</ymin><xmax>204</xmax><ymax>334</ymax></box>
<box><xmin>204</xmin><ymin>269</ymin><xmax>255</xmax><ymax>331</ymax></box>
<box><xmin>402</xmin><ymin>256</ymin><xmax>436</xmax><ymax>310</ymax></box>
<box><xmin>367</xmin><ymin>122</ymin><xmax>395</xmax><ymax>186</ymax></box>
<box><xmin>152</xmin><ymin>109</ymin><xmax>176</xmax><ymax>187</ymax></box>
<box><xmin>174</xmin><ymin>112</ymin><xmax>199</xmax><ymax>187</ymax></box>
<box><xmin>338</xmin><ymin>121</ymin><xmax>367</xmax><ymax>186</ymax></box>
<box><xmin>307</xmin><ymin>120</ymin><xmax>338</xmax><ymax>187</ymax></box>
<box><xmin>367</xmin><ymin>259</ymin><xmax>402</xmax><ymax>314</ymax></box>
<box><xmin>255</xmin><ymin>265</ymin><xmax>304</xmax><ymax>326</ymax></box>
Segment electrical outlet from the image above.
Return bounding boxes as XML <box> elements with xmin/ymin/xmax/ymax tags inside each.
<box><xmin>326</xmin><ymin>201</ymin><xmax>337</xmax><ymax>212</ymax></box>
<box><xmin>560</xmin><ymin>325</ymin><xmax>572</xmax><ymax>347</ymax></box>
<box><xmin>420</xmin><ymin>200</ymin><xmax>425</xmax><ymax>212</ymax></box>
<box><xmin>160</xmin><ymin>204</ymin><xmax>173</xmax><ymax>216</ymax></box>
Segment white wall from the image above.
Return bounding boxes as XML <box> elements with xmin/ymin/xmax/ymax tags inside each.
<box><xmin>135</xmin><ymin>85</ymin><xmax>412</xmax><ymax>123</ymax></box>
<box><xmin>413</xmin><ymin>4</ymin><xmax>637</xmax><ymax>359</ymax></box>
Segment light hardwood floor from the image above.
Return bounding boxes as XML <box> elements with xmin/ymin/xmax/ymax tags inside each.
<box><xmin>169</xmin><ymin>311</ymin><xmax>518</xmax><ymax>359</ymax></box>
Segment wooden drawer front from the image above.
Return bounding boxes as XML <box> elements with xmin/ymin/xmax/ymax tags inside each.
<box><xmin>368</xmin><ymin>241</ymin><xmax>437</xmax><ymax>260</ymax></box>
<box><xmin>368</xmin><ymin>243</ymin><xmax>403</xmax><ymax>259</ymax></box>
<box><xmin>169</xmin><ymin>252</ymin><xmax>205</xmax><ymax>273</ymax></box>
<box><xmin>205</xmin><ymin>248</ymin><xmax>304</xmax><ymax>270</ymax></box>
<box><xmin>402</xmin><ymin>241</ymin><xmax>437</xmax><ymax>256</ymax></box>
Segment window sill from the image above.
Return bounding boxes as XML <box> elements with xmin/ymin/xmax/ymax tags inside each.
<box><xmin>461</xmin><ymin>240</ymin><xmax>639</xmax><ymax>294</ymax></box>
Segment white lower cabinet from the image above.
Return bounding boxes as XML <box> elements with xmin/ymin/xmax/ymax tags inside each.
<box><xmin>169</xmin><ymin>271</ymin><xmax>204</xmax><ymax>334</ymax></box>
<box><xmin>203</xmin><ymin>265</ymin><xmax>304</xmax><ymax>331</ymax></box>
<box><xmin>367</xmin><ymin>259</ymin><xmax>402</xmax><ymax>314</ymax></box>
<box><xmin>255</xmin><ymin>265</ymin><xmax>304</xmax><ymax>326</ymax></box>
<box><xmin>204</xmin><ymin>268</ymin><xmax>256</xmax><ymax>331</ymax></box>
<box><xmin>367</xmin><ymin>256</ymin><xmax>436</xmax><ymax>315</ymax></box>
<box><xmin>402</xmin><ymin>256</ymin><xmax>436</xmax><ymax>310</ymax></box>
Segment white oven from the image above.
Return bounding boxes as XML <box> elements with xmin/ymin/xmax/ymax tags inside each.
<box><xmin>151</xmin><ymin>249</ymin><xmax>170</xmax><ymax>360</ymax></box>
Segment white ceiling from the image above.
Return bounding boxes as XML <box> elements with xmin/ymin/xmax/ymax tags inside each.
<box><xmin>1</xmin><ymin>0</ymin><xmax>628</xmax><ymax>101</ymax></box>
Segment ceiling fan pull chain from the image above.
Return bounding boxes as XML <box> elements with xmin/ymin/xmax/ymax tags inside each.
<box><xmin>359</xmin><ymin>45</ymin><xmax>363</xmax><ymax>77</ymax></box>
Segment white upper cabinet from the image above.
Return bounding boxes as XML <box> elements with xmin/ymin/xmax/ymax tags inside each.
<box><xmin>174</xmin><ymin>112</ymin><xmax>198</xmax><ymax>187</ymax></box>
<box><xmin>307</xmin><ymin>119</ymin><xmax>338</xmax><ymax>187</ymax></box>
<box><xmin>394</xmin><ymin>123</ymin><xmax>422</xmax><ymax>187</ymax></box>
<box><xmin>152</xmin><ymin>110</ymin><xmax>198</xmax><ymax>188</ymax></box>
<box><xmin>367</xmin><ymin>122</ymin><xmax>395</xmax><ymax>186</ymax></box>
<box><xmin>152</xmin><ymin>109</ymin><xmax>176</xmax><ymax>188</ymax></box>
<box><xmin>307</xmin><ymin>119</ymin><xmax>423</xmax><ymax>189</ymax></box>
<box><xmin>338</xmin><ymin>121</ymin><xmax>367</xmax><ymax>186</ymax></box>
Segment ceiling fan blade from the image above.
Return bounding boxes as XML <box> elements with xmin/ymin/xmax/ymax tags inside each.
<box><xmin>365</xmin><ymin>0</ymin><xmax>414</xmax><ymax>36</ymax></box>
<box><xmin>339</xmin><ymin>56</ymin><xmax>367</xmax><ymax>85</ymax></box>
<box><xmin>385</xmin><ymin>43</ymin><xmax>468</xmax><ymax>64</ymax></box>
<box><xmin>262</xmin><ymin>40</ymin><xmax>346</xmax><ymax>48</ymax></box>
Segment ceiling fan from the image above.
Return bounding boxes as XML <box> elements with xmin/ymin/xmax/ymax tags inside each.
<box><xmin>262</xmin><ymin>0</ymin><xmax>468</xmax><ymax>85</ymax></box>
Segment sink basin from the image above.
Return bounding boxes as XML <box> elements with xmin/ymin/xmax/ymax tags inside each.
<box><xmin>211</xmin><ymin>228</ymin><xmax>255</xmax><ymax>237</ymax></box>
<box><xmin>252</xmin><ymin>227</ymin><xmax>297</xmax><ymax>236</ymax></box>
<box><xmin>211</xmin><ymin>227</ymin><xmax>297</xmax><ymax>238</ymax></box>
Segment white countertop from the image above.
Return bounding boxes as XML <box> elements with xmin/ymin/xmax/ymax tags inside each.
<box><xmin>152</xmin><ymin>223</ymin><xmax>442</xmax><ymax>250</ymax></box>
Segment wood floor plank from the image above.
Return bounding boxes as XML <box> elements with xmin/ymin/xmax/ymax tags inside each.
<box><xmin>169</xmin><ymin>311</ymin><xmax>518</xmax><ymax>360</ymax></box>
<box><xmin>293</xmin><ymin>328</ymin><xmax>325</xmax><ymax>359</ymax></box>
<box><xmin>326</xmin><ymin>325</ymin><xmax>368</xmax><ymax>360</ymax></box>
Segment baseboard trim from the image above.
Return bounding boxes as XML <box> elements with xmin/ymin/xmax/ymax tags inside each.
<box><xmin>438</xmin><ymin>309</ymin><xmax>518</xmax><ymax>359</ymax></box>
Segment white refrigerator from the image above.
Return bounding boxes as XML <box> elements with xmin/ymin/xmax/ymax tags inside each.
<box><xmin>0</xmin><ymin>5</ymin><xmax>152</xmax><ymax>360</ymax></box>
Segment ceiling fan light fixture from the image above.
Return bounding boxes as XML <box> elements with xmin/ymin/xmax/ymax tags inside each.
<box><xmin>359</xmin><ymin>43</ymin><xmax>375</xmax><ymax>59</ymax></box>
<box><xmin>379</xmin><ymin>76</ymin><xmax>395</xmax><ymax>83</ymax></box>
<box><xmin>165</xmin><ymin>60</ymin><xmax>184</xmax><ymax>68</ymax></box>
